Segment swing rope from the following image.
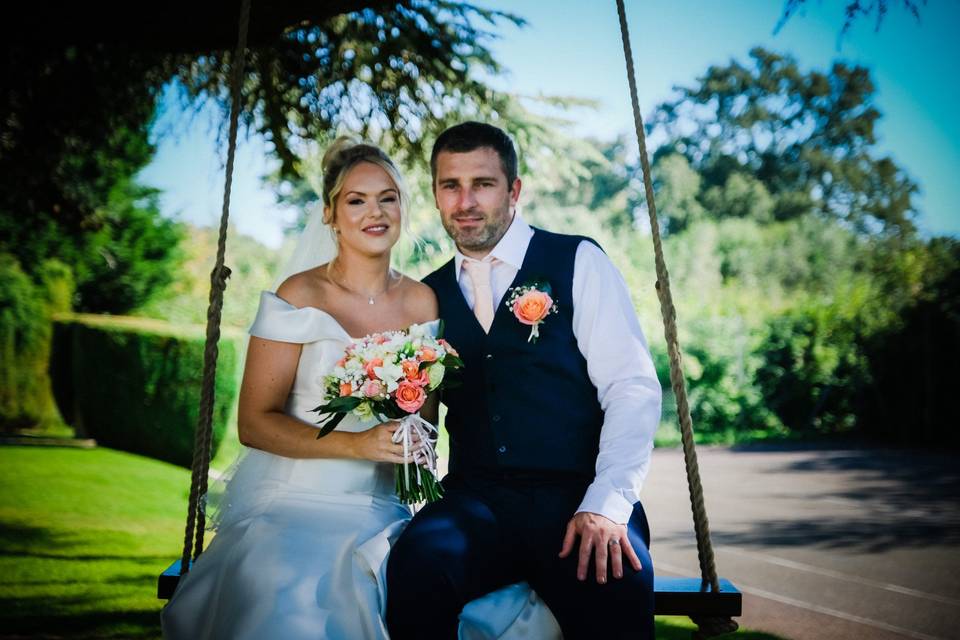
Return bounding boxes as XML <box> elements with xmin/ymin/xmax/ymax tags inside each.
<box><xmin>178</xmin><ymin>0</ymin><xmax>253</xmax><ymax>578</ymax></box>
<box><xmin>614</xmin><ymin>1</ymin><xmax>738</xmax><ymax>636</ymax></box>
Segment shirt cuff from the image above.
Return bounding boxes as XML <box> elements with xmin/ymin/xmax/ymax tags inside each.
<box><xmin>576</xmin><ymin>482</ymin><xmax>634</xmax><ymax>525</ymax></box>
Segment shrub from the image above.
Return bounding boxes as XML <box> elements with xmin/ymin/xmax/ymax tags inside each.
<box><xmin>754</xmin><ymin>299</ymin><xmax>867</xmax><ymax>435</ymax></box>
<box><xmin>0</xmin><ymin>254</ymin><xmax>73</xmax><ymax>431</ymax></box>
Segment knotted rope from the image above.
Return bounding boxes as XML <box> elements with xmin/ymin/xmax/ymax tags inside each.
<box><xmin>614</xmin><ymin>0</ymin><xmax>737</xmax><ymax>635</ymax></box>
<box><xmin>179</xmin><ymin>0</ymin><xmax>252</xmax><ymax>577</ymax></box>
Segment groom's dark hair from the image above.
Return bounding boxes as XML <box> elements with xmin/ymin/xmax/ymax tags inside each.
<box><xmin>430</xmin><ymin>122</ymin><xmax>518</xmax><ymax>184</ymax></box>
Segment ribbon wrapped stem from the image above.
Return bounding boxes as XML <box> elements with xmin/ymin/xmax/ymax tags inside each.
<box><xmin>390</xmin><ymin>413</ymin><xmax>443</xmax><ymax>504</ymax></box>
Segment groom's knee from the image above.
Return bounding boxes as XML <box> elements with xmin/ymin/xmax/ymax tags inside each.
<box><xmin>387</xmin><ymin>492</ymin><xmax>510</xmax><ymax>609</ymax></box>
<box><xmin>387</xmin><ymin>498</ymin><xmax>486</xmax><ymax>598</ymax></box>
<box><xmin>532</xmin><ymin>564</ymin><xmax>654</xmax><ymax>640</ymax></box>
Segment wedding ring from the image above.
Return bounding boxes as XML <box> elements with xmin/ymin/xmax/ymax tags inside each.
<box><xmin>608</xmin><ymin>539</ymin><xmax>620</xmax><ymax>546</ymax></box>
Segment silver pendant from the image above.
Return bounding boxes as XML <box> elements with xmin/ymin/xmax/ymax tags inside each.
<box><xmin>368</xmin><ymin>297</ymin><xmax>375</xmax><ymax>305</ymax></box>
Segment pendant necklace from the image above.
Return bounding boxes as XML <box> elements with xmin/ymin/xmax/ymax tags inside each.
<box><xmin>332</xmin><ymin>268</ymin><xmax>398</xmax><ymax>305</ymax></box>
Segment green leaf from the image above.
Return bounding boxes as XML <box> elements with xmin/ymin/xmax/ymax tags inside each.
<box><xmin>311</xmin><ymin>396</ymin><xmax>363</xmax><ymax>415</ymax></box>
<box><xmin>314</xmin><ymin>412</ymin><xmax>347</xmax><ymax>438</ymax></box>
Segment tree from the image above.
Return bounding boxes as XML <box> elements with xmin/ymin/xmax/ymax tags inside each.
<box><xmin>1</xmin><ymin>2</ymin><xmax>525</xmax><ymax>310</ymax></box>
<box><xmin>73</xmin><ymin>180</ymin><xmax>186</xmax><ymax>314</ymax></box>
<box><xmin>777</xmin><ymin>0</ymin><xmax>927</xmax><ymax>39</ymax></box>
<box><xmin>172</xmin><ymin>3</ymin><xmax>524</xmax><ymax>180</ymax></box>
<box><xmin>640</xmin><ymin>48</ymin><xmax>959</xmax><ymax>442</ymax></box>
<box><xmin>0</xmin><ymin>44</ymin><xmax>175</xmax><ymax>285</ymax></box>
<box><xmin>649</xmin><ymin>48</ymin><xmax>919</xmax><ymax>237</ymax></box>
<box><xmin>0</xmin><ymin>43</ymin><xmax>187</xmax><ymax>312</ymax></box>
<box><xmin>856</xmin><ymin>237</ymin><xmax>960</xmax><ymax>445</ymax></box>
<box><xmin>649</xmin><ymin>153</ymin><xmax>706</xmax><ymax>235</ymax></box>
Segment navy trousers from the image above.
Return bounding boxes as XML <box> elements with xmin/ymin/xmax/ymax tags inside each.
<box><xmin>385</xmin><ymin>472</ymin><xmax>654</xmax><ymax>640</ymax></box>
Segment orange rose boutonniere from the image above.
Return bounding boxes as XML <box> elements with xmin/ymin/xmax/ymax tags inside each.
<box><xmin>504</xmin><ymin>279</ymin><xmax>559</xmax><ymax>343</ymax></box>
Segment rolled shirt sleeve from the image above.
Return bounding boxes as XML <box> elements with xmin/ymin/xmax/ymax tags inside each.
<box><xmin>571</xmin><ymin>241</ymin><xmax>662</xmax><ymax>525</ymax></box>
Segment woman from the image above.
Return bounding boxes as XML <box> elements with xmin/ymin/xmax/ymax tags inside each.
<box><xmin>161</xmin><ymin>138</ymin><xmax>560</xmax><ymax>639</ymax></box>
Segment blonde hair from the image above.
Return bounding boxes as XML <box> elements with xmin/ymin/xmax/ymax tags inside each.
<box><xmin>321</xmin><ymin>136</ymin><xmax>411</xmax><ymax>235</ymax></box>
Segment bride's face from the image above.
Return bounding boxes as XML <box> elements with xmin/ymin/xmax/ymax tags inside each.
<box><xmin>328</xmin><ymin>161</ymin><xmax>402</xmax><ymax>258</ymax></box>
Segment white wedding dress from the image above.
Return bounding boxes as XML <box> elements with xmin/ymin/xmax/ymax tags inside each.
<box><xmin>161</xmin><ymin>291</ymin><xmax>561</xmax><ymax>640</ymax></box>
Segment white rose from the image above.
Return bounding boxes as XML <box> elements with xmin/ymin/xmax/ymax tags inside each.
<box><xmin>427</xmin><ymin>363</ymin><xmax>445</xmax><ymax>391</ymax></box>
<box><xmin>408</xmin><ymin>323</ymin><xmax>429</xmax><ymax>339</ymax></box>
<box><xmin>354</xmin><ymin>402</ymin><xmax>374</xmax><ymax>420</ymax></box>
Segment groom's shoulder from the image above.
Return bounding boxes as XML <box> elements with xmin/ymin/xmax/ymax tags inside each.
<box><xmin>421</xmin><ymin>258</ymin><xmax>456</xmax><ymax>290</ymax></box>
<box><xmin>532</xmin><ymin>226</ymin><xmax>605</xmax><ymax>254</ymax></box>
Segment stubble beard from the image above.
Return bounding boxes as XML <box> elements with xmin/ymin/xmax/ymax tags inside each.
<box><xmin>443</xmin><ymin>201</ymin><xmax>513</xmax><ymax>254</ymax></box>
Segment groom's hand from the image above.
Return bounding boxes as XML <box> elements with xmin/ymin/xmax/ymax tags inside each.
<box><xmin>558</xmin><ymin>512</ymin><xmax>642</xmax><ymax>584</ymax></box>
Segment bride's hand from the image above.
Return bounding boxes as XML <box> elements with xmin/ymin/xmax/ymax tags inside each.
<box><xmin>350</xmin><ymin>421</ymin><xmax>424</xmax><ymax>464</ymax></box>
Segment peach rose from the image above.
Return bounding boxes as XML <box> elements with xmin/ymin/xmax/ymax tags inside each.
<box><xmin>419</xmin><ymin>347</ymin><xmax>438</xmax><ymax>363</ymax></box>
<box><xmin>394</xmin><ymin>380</ymin><xmax>427</xmax><ymax>413</ymax></box>
<box><xmin>336</xmin><ymin>357</ymin><xmax>347</xmax><ymax>368</ymax></box>
<box><xmin>412</xmin><ymin>368</ymin><xmax>431</xmax><ymax>387</ymax></box>
<box><xmin>401</xmin><ymin>359</ymin><xmax>421</xmax><ymax>381</ymax></box>
<box><xmin>339</xmin><ymin>382</ymin><xmax>354</xmax><ymax>397</ymax></box>
<box><xmin>365</xmin><ymin>357</ymin><xmax>384</xmax><ymax>379</ymax></box>
<box><xmin>512</xmin><ymin>290</ymin><xmax>553</xmax><ymax>325</ymax></box>
<box><xmin>438</xmin><ymin>338</ymin><xmax>459</xmax><ymax>357</ymax></box>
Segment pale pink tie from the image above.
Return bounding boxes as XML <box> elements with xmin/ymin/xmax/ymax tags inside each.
<box><xmin>463</xmin><ymin>258</ymin><xmax>496</xmax><ymax>333</ymax></box>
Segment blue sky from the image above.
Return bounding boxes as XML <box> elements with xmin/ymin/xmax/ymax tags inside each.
<box><xmin>139</xmin><ymin>0</ymin><xmax>960</xmax><ymax>247</ymax></box>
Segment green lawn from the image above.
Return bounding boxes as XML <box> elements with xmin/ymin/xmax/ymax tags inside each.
<box><xmin>1</xmin><ymin>446</ymin><xmax>189</xmax><ymax>639</ymax></box>
<box><xmin>0</xmin><ymin>445</ymin><xmax>783</xmax><ymax>639</ymax></box>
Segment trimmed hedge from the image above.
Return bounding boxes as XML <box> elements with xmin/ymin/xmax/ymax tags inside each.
<box><xmin>51</xmin><ymin>313</ymin><xmax>241</xmax><ymax>467</ymax></box>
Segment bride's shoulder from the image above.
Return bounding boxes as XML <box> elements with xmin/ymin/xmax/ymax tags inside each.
<box><xmin>396</xmin><ymin>273</ymin><xmax>438</xmax><ymax>322</ymax></box>
<box><xmin>275</xmin><ymin>266</ymin><xmax>330</xmax><ymax>309</ymax></box>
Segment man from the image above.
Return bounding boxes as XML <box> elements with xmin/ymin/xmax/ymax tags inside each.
<box><xmin>386</xmin><ymin>122</ymin><xmax>661</xmax><ymax>639</ymax></box>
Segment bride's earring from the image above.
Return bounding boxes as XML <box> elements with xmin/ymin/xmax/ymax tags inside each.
<box><xmin>323</xmin><ymin>206</ymin><xmax>339</xmax><ymax>234</ymax></box>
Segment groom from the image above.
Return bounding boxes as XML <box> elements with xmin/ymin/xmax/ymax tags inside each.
<box><xmin>386</xmin><ymin>122</ymin><xmax>661</xmax><ymax>639</ymax></box>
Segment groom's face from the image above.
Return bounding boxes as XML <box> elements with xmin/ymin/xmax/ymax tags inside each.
<box><xmin>433</xmin><ymin>147</ymin><xmax>521</xmax><ymax>259</ymax></box>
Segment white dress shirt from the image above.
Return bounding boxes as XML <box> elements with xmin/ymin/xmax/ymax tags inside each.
<box><xmin>454</xmin><ymin>212</ymin><xmax>661</xmax><ymax>524</ymax></box>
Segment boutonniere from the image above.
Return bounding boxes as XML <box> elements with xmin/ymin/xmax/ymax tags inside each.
<box><xmin>504</xmin><ymin>279</ymin><xmax>559</xmax><ymax>343</ymax></box>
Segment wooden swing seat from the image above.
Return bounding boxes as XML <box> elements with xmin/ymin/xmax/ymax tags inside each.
<box><xmin>158</xmin><ymin>559</ymin><xmax>741</xmax><ymax>617</ymax></box>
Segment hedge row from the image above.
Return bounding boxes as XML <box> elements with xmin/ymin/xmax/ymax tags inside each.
<box><xmin>51</xmin><ymin>313</ymin><xmax>241</xmax><ymax>467</ymax></box>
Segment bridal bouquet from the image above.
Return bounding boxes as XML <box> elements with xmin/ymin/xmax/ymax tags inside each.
<box><xmin>310</xmin><ymin>323</ymin><xmax>463</xmax><ymax>504</ymax></box>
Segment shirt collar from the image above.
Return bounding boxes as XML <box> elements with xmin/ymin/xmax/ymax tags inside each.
<box><xmin>454</xmin><ymin>210</ymin><xmax>534</xmax><ymax>281</ymax></box>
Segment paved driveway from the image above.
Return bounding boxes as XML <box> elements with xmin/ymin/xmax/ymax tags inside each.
<box><xmin>644</xmin><ymin>444</ymin><xmax>960</xmax><ymax>640</ymax></box>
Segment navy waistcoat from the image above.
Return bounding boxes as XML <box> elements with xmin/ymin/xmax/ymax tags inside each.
<box><xmin>422</xmin><ymin>227</ymin><xmax>605</xmax><ymax>479</ymax></box>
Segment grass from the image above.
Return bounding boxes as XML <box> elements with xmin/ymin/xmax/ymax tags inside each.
<box><xmin>653</xmin><ymin>618</ymin><xmax>783</xmax><ymax>639</ymax></box>
<box><xmin>0</xmin><ymin>446</ymin><xmax>188</xmax><ymax>639</ymax></box>
<box><xmin>0</xmin><ymin>445</ymin><xmax>785</xmax><ymax>639</ymax></box>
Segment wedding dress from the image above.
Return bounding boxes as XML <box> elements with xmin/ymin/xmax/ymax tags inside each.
<box><xmin>161</xmin><ymin>290</ymin><xmax>561</xmax><ymax>639</ymax></box>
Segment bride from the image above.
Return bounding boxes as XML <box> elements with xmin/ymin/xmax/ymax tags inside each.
<box><xmin>161</xmin><ymin>137</ymin><xmax>560</xmax><ymax>639</ymax></box>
